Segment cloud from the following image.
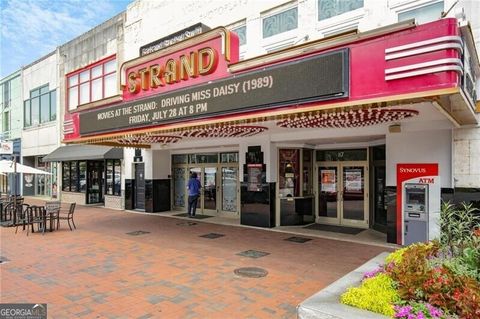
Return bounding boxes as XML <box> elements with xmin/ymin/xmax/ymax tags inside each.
<box><xmin>0</xmin><ymin>0</ymin><xmax>129</xmax><ymax>78</ymax></box>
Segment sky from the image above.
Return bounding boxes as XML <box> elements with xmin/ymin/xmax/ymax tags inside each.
<box><xmin>0</xmin><ymin>0</ymin><xmax>132</xmax><ymax>78</ymax></box>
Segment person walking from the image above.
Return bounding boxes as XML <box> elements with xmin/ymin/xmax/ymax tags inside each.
<box><xmin>187</xmin><ymin>172</ymin><xmax>202</xmax><ymax>217</ymax></box>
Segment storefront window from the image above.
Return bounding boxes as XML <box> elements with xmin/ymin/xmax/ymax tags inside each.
<box><xmin>106</xmin><ymin>160</ymin><xmax>113</xmax><ymax>194</ymax></box>
<box><xmin>303</xmin><ymin>149</ymin><xmax>313</xmax><ymax>196</ymax></box>
<box><xmin>79</xmin><ymin>161</ymin><xmax>87</xmax><ymax>192</ymax></box>
<box><xmin>279</xmin><ymin>149</ymin><xmax>300</xmax><ymax>197</ymax></box>
<box><xmin>220</xmin><ymin>152</ymin><xmax>239</xmax><ymax>163</ymax></box>
<box><xmin>105</xmin><ymin>159</ymin><xmax>121</xmax><ymax>196</ymax></box>
<box><xmin>114</xmin><ymin>161</ymin><xmax>121</xmax><ymax>196</ymax></box>
<box><xmin>62</xmin><ymin>162</ymin><xmax>70</xmax><ymax>191</ymax></box>
<box><xmin>189</xmin><ymin>153</ymin><xmax>218</xmax><ymax>164</ymax></box>
<box><xmin>172</xmin><ymin>154</ymin><xmax>188</xmax><ymax>164</ymax></box>
<box><xmin>62</xmin><ymin>161</ymin><xmax>86</xmax><ymax>193</ymax></box>
<box><xmin>70</xmin><ymin>162</ymin><xmax>78</xmax><ymax>192</ymax></box>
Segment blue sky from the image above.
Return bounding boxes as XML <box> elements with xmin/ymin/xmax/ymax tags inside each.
<box><xmin>0</xmin><ymin>0</ymin><xmax>132</xmax><ymax>78</ymax></box>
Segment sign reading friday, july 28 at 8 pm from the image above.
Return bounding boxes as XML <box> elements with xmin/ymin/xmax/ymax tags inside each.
<box><xmin>79</xmin><ymin>49</ymin><xmax>350</xmax><ymax>135</ymax></box>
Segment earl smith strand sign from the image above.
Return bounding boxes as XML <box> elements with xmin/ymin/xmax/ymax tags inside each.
<box><xmin>79</xmin><ymin>49</ymin><xmax>349</xmax><ymax>135</ymax></box>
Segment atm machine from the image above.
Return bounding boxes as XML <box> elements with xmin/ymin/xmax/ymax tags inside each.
<box><xmin>404</xmin><ymin>184</ymin><xmax>428</xmax><ymax>245</ymax></box>
<box><xmin>397</xmin><ymin>163</ymin><xmax>441</xmax><ymax>246</ymax></box>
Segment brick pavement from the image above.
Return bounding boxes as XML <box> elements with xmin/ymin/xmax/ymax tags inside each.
<box><xmin>0</xmin><ymin>200</ymin><xmax>389</xmax><ymax>318</ymax></box>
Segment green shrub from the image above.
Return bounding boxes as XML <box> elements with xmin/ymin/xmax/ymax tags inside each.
<box><xmin>440</xmin><ymin>202</ymin><xmax>480</xmax><ymax>256</ymax></box>
<box><xmin>340</xmin><ymin>273</ymin><xmax>400</xmax><ymax>317</ymax></box>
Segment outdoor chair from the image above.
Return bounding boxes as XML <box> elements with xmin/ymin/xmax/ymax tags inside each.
<box><xmin>4</xmin><ymin>202</ymin><xmax>27</xmax><ymax>225</ymax></box>
<box><xmin>14</xmin><ymin>204</ymin><xmax>30</xmax><ymax>234</ymax></box>
<box><xmin>16</xmin><ymin>205</ymin><xmax>45</xmax><ymax>236</ymax></box>
<box><xmin>57</xmin><ymin>203</ymin><xmax>76</xmax><ymax>231</ymax></box>
<box><xmin>2</xmin><ymin>202</ymin><xmax>15</xmax><ymax>222</ymax></box>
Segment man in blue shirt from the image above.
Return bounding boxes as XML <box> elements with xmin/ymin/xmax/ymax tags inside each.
<box><xmin>187</xmin><ymin>172</ymin><xmax>202</xmax><ymax>217</ymax></box>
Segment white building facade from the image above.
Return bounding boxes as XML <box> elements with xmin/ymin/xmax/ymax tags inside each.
<box><xmin>21</xmin><ymin>51</ymin><xmax>60</xmax><ymax>198</ymax></box>
<box><xmin>6</xmin><ymin>0</ymin><xmax>478</xmax><ymax>245</ymax></box>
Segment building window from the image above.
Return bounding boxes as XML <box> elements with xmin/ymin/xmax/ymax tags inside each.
<box><xmin>3</xmin><ymin>111</ymin><xmax>9</xmax><ymax>132</ymax></box>
<box><xmin>220</xmin><ymin>152</ymin><xmax>239</xmax><ymax>163</ymax></box>
<box><xmin>2</xmin><ymin>81</ymin><xmax>10</xmax><ymax>109</ymax></box>
<box><xmin>24</xmin><ymin>84</ymin><xmax>56</xmax><ymax>127</ymax></box>
<box><xmin>318</xmin><ymin>0</ymin><xmax>364</xmax><ymax>21</ymax></box>
<box><xmin>105</xmin><ymin>159</ymin><xmax>121</xmax><ymax>196</ymax></box>
<box><xmin>62</xmin><ymin>161</ymin><xmax>86</xmax><ymax>193</ymax></box>
<box><xmin>263</xmin><ymin>7</ymin><xmax>298</xmax><ymax>38</ymax></box>
<box><xmin>67</xmin><ymin>56</ymin><xmax>117</xmax><ymax>110</ymax></box>
<box><xmin>398</xmin><ymin>1</ymin><xmax>444</xmax><ymax>25</ymax></box>
<box><xmin>232</xmin><ymin>25</ymin><xmax>247</xmax><ymax>46</ymax></box>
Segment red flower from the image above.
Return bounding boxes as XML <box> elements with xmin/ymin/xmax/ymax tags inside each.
<box><xmin>452</xmin><ymin>289</ymin><xmax>461</xmax><ymax>301</ymax></box>
<box><xmin>473</xmin><ymin>227</ymin><xmax>480</xmax><ymax>237</ymax></box>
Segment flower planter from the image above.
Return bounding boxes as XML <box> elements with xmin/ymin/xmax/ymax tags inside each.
<box><xmin>297</xmin><ymin>252</ymin><xmax>390</xmax><ymax>319</ymax></box>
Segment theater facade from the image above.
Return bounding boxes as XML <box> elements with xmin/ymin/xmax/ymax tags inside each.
<box><xmin>58</xmin><ymin>18</ymin><xmax>479</xmax><ymax>245</ymax></box>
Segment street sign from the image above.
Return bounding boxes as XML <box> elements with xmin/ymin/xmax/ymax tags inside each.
<box><xmin>0</xmin><ymin>141</ymin><xmax>13</xmax><ymax>155</ymax></box>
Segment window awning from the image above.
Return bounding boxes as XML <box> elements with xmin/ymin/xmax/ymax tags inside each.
<box><xmin>43</xmin><ymin>145</ymin><xmax>123</xmax><ymax>162</ymax></box>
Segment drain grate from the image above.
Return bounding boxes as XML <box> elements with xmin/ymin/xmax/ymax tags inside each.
<box><xmin>199</xmin><ymin>233</ymin><xmax>225</xmax><ymax>239</ymax></box>
<box><xmin>285</xmin><ymin>236</ymin><xmax>312</xmax><ymax>243</ymax></box>
<box><xmin>234</xmin><ymin>267</ymin><xmax>268</xmax><ymax>278</ymax></box>
<box><xmin>0</xmin><ymin>256</ymin><xmax>10</xmax><ymax>264</ymax></box>
<box><xmin>237</xmin><ymin>250</ymin><xmax>270</xmax><ymax>259</ymax></box>
<box><xmin>176</xmin><ymin>221</ymin><xmax>197</xmax><ymax>226</ymax></box>
<box><xmin>126</xmin><ymin>230</ymin><xmax>150</xmax><ymax>236</ymax></box>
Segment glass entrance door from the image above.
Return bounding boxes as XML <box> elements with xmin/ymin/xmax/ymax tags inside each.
<box><xmin>203</xmin><ymin>167</ymin><xmax>217</xmax><ymax>214</ymax></box>
<box><xmin>182</xmin><ymin>165</ymin><xmax>238</xmax><ymax>216</ymax></box>
<box><xmin>317</xmin><ymin>162</ymin><xmax>368</xmax><ymax>228</ymax></box>
<box><xmin>341</xmin><ymin>165</ymin><xmax>367</xmax><ymax>227</ymax></box>
<box><xmin>188</xmin><ymin>167</ymin><xmax>202</xmax><ymax>209</ymax></box>
<box><xmin>87</xmin><ymin>161</ymin><xmax>104</xmax><ymax>204</ymax></box>
<box><xmin>187</xmin><ymin>167</ymin><xmax>216</xmax><ymax>215</ymax></box>
<box><xmin>318</xmin><ymin>166</ymin><xmax>339</xmax><ymax>220</ymax></box>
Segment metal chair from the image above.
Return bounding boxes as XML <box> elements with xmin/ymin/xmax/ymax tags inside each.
<box><xmin>4</xmin><ymin>202</ymin><xmax>27</xmax><ymax>226</ymax></box>
<box><xmin>57</xmin><ymin>203</ymin><xmax>76</xmax><ymax>231</ymax></box>
<box><xmin>16</xmin><ymin>205</ymin><xmax>45</xmax><ymax>236</ymax></box>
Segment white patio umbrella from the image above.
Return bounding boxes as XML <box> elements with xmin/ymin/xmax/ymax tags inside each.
<box><xmin>0</xmin><ymin>160</ymin><xmax>52</xmax><ymax>175</ymax></box>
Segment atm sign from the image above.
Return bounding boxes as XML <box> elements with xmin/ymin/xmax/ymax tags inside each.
<box><xmin>419</xmin><ymin>178</ymin><xmax>435</xmax><ymax>184</ymax></box>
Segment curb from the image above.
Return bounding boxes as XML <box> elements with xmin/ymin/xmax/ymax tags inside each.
<box><xmin>297</xmin><ymin>252</ymin><xmax>391</xmax><ymax>319</ymax></box>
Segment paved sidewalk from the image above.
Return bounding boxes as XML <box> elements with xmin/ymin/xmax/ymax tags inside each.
<box><xmin>0</xmin><ymin>201</ymin><xmax>389</xmax><ymax>318</ymax></box>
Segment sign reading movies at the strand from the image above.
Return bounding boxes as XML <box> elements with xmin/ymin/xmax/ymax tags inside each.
<box><xmin>79</xmin><ymin>28</ymin><xmax>350</xmax><ymax>135</ymax></box>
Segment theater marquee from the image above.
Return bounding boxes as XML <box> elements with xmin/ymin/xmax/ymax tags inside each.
<box><xmin>80</xmin><ymin>49</ymin><xmax>350</xmax><ymax>135</ymax></box>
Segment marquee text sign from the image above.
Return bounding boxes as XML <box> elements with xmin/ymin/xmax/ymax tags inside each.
<box><xmin>80</xmin><ymin>49</ymin><xmax>349</xmax><ymax>135</ymax></box>
<box><xmin>140</xmin><ymin>23</ymin><xmax>211</xmax><ymax>56</ymax></box>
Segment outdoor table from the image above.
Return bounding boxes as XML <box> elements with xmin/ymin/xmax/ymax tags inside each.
<box><xmin>42</xmin><ymin>210</ymin><xmax>57</xmax><ymax>232</ymax></box>
<box><xmin>44</xmin><ymin>201</ymin><xmax>61</xmax><ymax>232</ymax></box>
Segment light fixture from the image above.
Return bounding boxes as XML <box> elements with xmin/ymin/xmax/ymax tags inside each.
<box><xmin>388</xmin><ymin>124</ymin><xmax>401</xmax><ymax>133</ymax></box>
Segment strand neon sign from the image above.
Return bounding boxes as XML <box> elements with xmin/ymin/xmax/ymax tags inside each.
<box><xmin>127</xmin><ymin>47</ymin><xmax>219</xmax><ymax>94</ymax></box>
